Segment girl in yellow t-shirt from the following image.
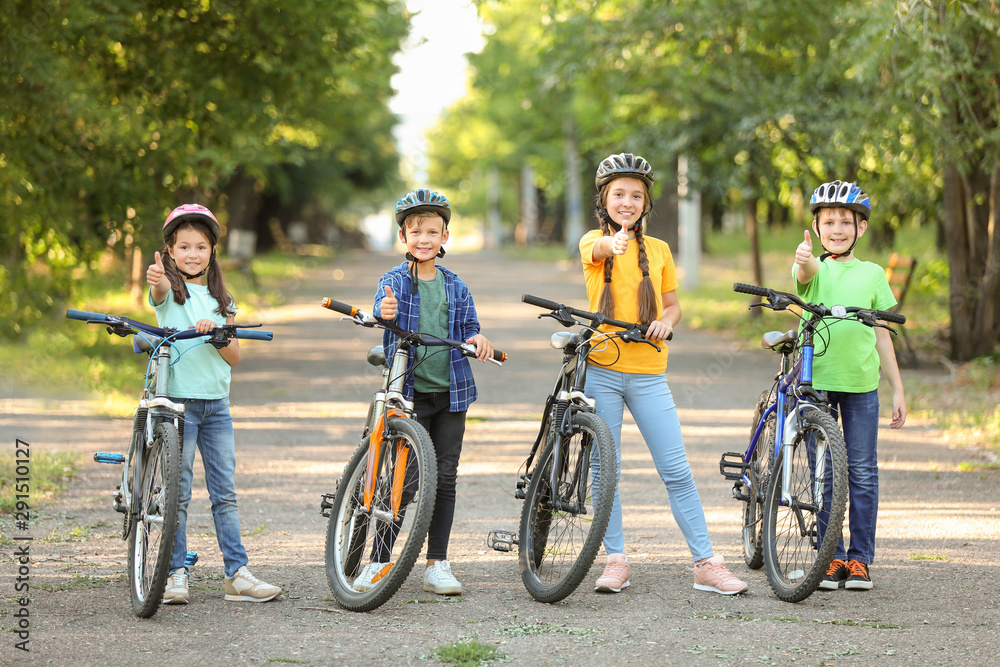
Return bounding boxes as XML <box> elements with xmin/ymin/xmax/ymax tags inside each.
<box><xmin>580</xmin><ymin>153</ymin><xmax>747</xmax><ymax>596</ymax></box>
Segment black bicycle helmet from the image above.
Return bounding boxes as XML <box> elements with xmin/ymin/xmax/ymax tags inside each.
<box><xmin>394</xmin><ymin>188</ymin><xmax>451</xmax><ymax>226</ymax></box>
<box><xmin>595</xmin><ymin>153</ymin><xmax>655</xmax><ymax>190</ymax></box>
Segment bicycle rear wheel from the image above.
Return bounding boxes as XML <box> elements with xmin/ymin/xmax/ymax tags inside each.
<box><xmin>128</xmin><ymin>420</ymin><xmax>180</xmax><ymax>618</ymax></box>
<box><xmin>743</xmin><ymin>391</ymin><xmax>775</xmax><ymax>570</ymax></box>
<box><xmin>762</xmin><ymin>410</ymin><xmax>847</xmax><ymax>602</ymax></box>
<box><xmin>519</xmin><ymin>410</ymin><xmax>615</xmax><ymax>603</ymax></box>
<box><xmin>325</xmin><ymin>417</ymin><xmax>436</xmax><ymax>612</ymax></box>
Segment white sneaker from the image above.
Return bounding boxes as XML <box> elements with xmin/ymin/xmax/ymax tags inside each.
<box><xmin>163</xmin><ymin>570</ymin><xmax>190</xmax><ymax>605</ymax></box>
<box><xmin>224</xmin><ymin>566</ymin><xmax>282</xmax><ymax>602</ymax></box>
<box><xmin>423</xmin><ymin>560</ymin><xmax>462</xmax><ymax>595</ymax></box>
<box><xmin>354</xmin><ymin>562</ymin><xmax>392</xmax><ymax>592</ymax></box>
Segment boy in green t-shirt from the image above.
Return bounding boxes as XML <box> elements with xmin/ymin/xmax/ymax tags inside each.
<box><xmin>370</xmin><ymin>188</ymin><xmax>495</xmax><ymax>597</ymax></box>
<box><xmin>793</xmin><ymin>180</ymin><xmax>907</xmax><ymax>592</ymax></box>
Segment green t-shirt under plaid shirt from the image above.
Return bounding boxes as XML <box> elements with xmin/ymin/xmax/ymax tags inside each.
<box><xmin>414</xmin><ymin>270</ymin><xmax>451</xmax><ymax>393</ymax></box>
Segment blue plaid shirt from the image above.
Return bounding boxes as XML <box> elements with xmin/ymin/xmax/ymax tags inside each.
<box><xmin>374</xmin><ymin>262</ymin><xmax>481</xmax><ymax>412</ymax></box>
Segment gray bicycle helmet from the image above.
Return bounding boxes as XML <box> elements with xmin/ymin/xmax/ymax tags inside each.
<box><xmin>595</xmin><ymin>152</ymin><xmax>654</xmax><ymax>190</ymax></box>
<box><xmin>809</xmin><ymin>180</ymin><xmax>871</xmax><ymax>220</ymax></box>
<box><xmin>394</xmin><ymin>188</ymin><xmax>451</xmax><ymax>226</ymax></box>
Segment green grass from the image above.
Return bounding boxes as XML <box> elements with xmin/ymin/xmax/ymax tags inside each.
<box><xmin>430</xmin><ymin>639</ymin><xmax>506</xmax><ymax>666</ymax></box>
<box><xmin>0</xmin><ymin>451</ymin><xmax>79</xmax><ymax>515</ymax></box>
<box><xmin>909</xmin><ymin>553</ymin><xmax>949</xmax><ymax>561</ymax></box>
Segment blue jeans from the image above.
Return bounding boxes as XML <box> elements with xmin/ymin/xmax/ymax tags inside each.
<box><xmin>818</xmin><ymin>390</ymin><xmax>880</xmax><ymax>564</ymax></box>
<box><xmin>169</xmin><ymin>397</ymin><xmax>248</xmax><ymax>578</ymax></box>
<box><xmin>585</xmin><ymin>365</ymin><xmax>713</xmax><ymax>562</ymax></box>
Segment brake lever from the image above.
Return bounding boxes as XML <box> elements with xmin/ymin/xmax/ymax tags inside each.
<box><xmin>540</xmin><ymin>311</ymin><xmax>579</xmax><ymax>328</ymax></box>
<box><xmin>619</xmin><ymin>329</ymin><xmax>661</xmax><ymax>353</ymax></box>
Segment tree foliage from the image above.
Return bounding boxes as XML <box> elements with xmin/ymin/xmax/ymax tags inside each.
<box><xmin>1</xmin><ymin>0</ymin><xmax>408</xmax><ymax>336</ymax></box>
<box><xmin>429</xmin><ymin>0</ymin><xmax>998</xmax><ymax>358</ymax></box>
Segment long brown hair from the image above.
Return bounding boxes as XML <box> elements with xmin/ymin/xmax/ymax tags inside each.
<box><xmin>161</xmin><ymin>220</ymin><xmax>235</xmax><ymax>317</ymax></box>
<box><xmin>594</xmin><ymin>181</ymin><xmax>658</xmax><ymax>325</ymax></box>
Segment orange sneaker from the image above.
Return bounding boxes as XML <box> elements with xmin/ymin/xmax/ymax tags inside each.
<box><xmin>819</xmin><ymin>558</ymin><xmax>848</xmax><ymax>591</ymax></box>
<box><xmin>844</xmin><ymin>560</ymin><xmax>872</xmax><ymax>590</ymax></box>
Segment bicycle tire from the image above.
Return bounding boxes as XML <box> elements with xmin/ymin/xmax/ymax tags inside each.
<box><xmin>325</xmin><ymin>417</ymin><xmax>437</xmax><ymax>612</ymax></box>
<box><xmin>743</xmin><ymin>391</ymin><xmax>775</xmax><ymax>570</ymax></box>
<box><xmin>761</xmin><ymin>410</ymin><xmax>847</xmax><ymax>602</ymax></box>
<box><xmin>519</xmin><ymin>410</ymin><xmax>615</xmax><ymax>603</ymax></box>
<box><xmin>128</xmin><ymin>420</ymin><xmax>181</xmax><ymax>618</ymax></box>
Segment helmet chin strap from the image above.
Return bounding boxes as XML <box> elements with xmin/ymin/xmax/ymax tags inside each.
<box><xmin>815</xmin><ymin>212</ymin><xmax>859</xmax><ymax>262</ymax></box>
<box><xmin>405</xmin><ymin>248</ymin><xmax>446</xmax><ymax>294</ymax></box>
<box><xmin>173</xmin><ymin>251</ymin><xmax>215</xmax><ymax>279</ymax></box>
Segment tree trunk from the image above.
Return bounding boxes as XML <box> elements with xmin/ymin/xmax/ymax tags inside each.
<box><xmin>943</xmin><ymin>162</ymin><xmax>975</xmax><ymax>360</ymax></box>
<box><xmin>746</xmin><ymin>193</ymin><xmax>763</xmax><ymax>319</ymax></box>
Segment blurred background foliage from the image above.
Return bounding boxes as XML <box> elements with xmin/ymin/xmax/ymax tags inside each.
<box><xmin>1</xmin><ymin>0</ymin><xmax>997</xmax><ymax>360</ymax></box>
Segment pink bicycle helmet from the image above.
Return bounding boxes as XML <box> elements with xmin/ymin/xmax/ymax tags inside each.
<box><xmin>162</xmin><ymin>203</ymin><xmax>221</xmax><ymax>244</ymax></box>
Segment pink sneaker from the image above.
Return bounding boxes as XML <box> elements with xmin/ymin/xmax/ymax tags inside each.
<box><xmin>595</xmin><ymin>554</ymin><xmax>630</xmax><ymax>593</ymax></box>
<box><xmin>693</xmin><ymin>555</ymin><xmax>748</xmax><ymax>595</ymax></box>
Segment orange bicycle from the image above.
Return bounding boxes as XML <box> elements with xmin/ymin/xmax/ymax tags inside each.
<box><xmin>319</xmin><ymin>298</ymin><xmax>505</xmax><ymax>611</ymax></box>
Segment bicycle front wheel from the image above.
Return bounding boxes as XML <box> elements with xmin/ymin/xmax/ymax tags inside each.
<box><xmin>519</xmin><ymin>410</ymin><xmax>615</xmax><ymax>603</ymax></box>
<box><xmin>128</xmin><ymin>420</ymin><xmax>181</xmax><ymax>618</ymax></box>
<box><xmin>743</xmin><ymin>391</ymin><xmax>775</xmax><ymax>570</ymax></box>
<box><xmin>762</xmin><ymin>410</ymin><xmax>847</xmax><ymax>602</ymax></box>
<box><xmin>325</xmin><ymin>417</ymin><xmax>436</xmax><ymax>612</ymax></box>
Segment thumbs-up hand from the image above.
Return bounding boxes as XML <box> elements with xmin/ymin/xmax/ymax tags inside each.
<box><xmin>611</xmin><ymin>228</ymin><xmax>630</xmax><ymax>256</ymax></box>
<box><xmin>379</xmin><ymin>285</ymin><xmax>398</xmax><ymax>320</ymax></box>
<box><xmin>147</xmin><ymin>251</ymin><xmax>168</xmax><ymax>289</ymax></box>
<box><xmin>795</xmin><ymin>230</ymin><xmax>813</xmax><ymax>266</ymax></box>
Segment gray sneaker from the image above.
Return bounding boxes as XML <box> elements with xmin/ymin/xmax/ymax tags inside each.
<box><xmin>163</xmin><ymin>571</ymin><xmax>190</xmax><ymax>605</ymax></box>
<box><xmin>224</xmin><ymin>566</ymin><xmax>282</xmax><ymax>602</ymax></box>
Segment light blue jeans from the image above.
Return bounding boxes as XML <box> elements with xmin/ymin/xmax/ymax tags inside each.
<box><xmin>169</xmin><ymin>397</ymin><xmax>249</xmax><ymax>578</ymax></box>
<box><xmin>585</xmin><ymin>365</ymin><xmax>713</xmax><ymax>562</ymax></box>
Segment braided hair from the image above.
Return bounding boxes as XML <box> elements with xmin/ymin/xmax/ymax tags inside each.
<box><xmin>594</xmin><ymin>181</ymin><xmax>659</xmax><ymax>325</ymax></box>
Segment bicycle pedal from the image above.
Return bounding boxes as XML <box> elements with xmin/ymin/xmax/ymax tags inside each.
<box><xmin>184</xmin><ymin>550</ymin><xmax>199</xmax><ymax>568</ymax></box>
<box><xmin>487</xmin><ymin>530</ymin><xmax>518</xmax><ymax>553</ymax></box>
<box><xmin>95</xmin><ymin>452</ymin><xmax>126</xmax><ymax>465</ymax></box>
<box><xmin>719</xmin><ymin>451</ymin><xmax>747</xmax><ymax>481</ymax></box>
<box><xmin>319</xmin><ymin>493</ymin><xmax>336</xmax><ymax>518</ymax></box>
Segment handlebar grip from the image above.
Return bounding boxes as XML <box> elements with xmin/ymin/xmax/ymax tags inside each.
<box><xmin>732</xmin><ymin>282</ymin><xmax>770</xmax><ymax>297</ymax></box>
<box><xmin>493</xmin><ymin>349</ymin><xmax>508</xmax><ymax>363</ymax></box>
<box><xmin>66</xmin><ymin>309</ymin><xmax>108</xmax><ymax>322</ymax></box>
<box><xmin>321</xmin><ymin>297</ymin><xmax>358</xmax><ymax>317</ymax></box>
<box><xmin>522</xmin><ymin>294</ymin><xmax>562</xmax><ymax>311</ymax></box>
<box><xmin>874</xmin><ymin>309</ymin><xmax>906</xmax><ymax>324</ymax></box>
<box><xmin>236</xmin><ymin>329</ymin><xmax>274</xmax><ymax>341</ymax></box>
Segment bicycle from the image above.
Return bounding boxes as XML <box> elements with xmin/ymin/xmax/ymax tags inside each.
<box><xmin>318</xmin><ymin>297</ymin><xmax>506</xmax><ymax>612</ymax></box>
<box><xmin>66</xmin><ymin>309</ymin><xmax>272</xmax><ymax>618</ymax></box>
<box><xmin>487</xmin><ymin>294</ymin><xmax>670</xmax><ymax>603</ymax></box>
<box><xmin>719</xmin><ymin>283</ymin><xmax>905</xmax><ymax>602</ymax></box>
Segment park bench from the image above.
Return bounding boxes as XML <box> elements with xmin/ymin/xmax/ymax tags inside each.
<box><xmin>885</xmin><ymin>252</ymin><xmax>918</xmax><ymax>367</ymax></box>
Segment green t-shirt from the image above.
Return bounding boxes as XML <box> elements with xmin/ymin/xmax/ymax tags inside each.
<box><xmin>793</xmin><ymin>258</ymin><xmax>896</xmax><ymax>392</ymax></box>
<box><xmin>414</xmin><ymin>270</ymin><xmax>451</xmax><ymax>393</ymax></box>
<box><xmin>149</xmin><ymin>284</ymin><xmax>233</xmax><ymax>399</ymax></box>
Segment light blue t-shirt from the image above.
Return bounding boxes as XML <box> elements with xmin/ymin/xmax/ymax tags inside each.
<box><xmin>149</xmin><ymin>284</ymin><xmax>234</xmax><ymax>399</ymax></box>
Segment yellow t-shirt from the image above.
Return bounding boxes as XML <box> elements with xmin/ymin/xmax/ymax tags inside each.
<box><xmin>579</xmin><ymin>229</ymin><xmax>678</xmax><ymax>374</ymax></box>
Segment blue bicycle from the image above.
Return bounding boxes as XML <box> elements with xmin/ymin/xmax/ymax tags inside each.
<box><xmin>719</xmin><ymin>283</ymin><xmax>905</xmax><ymax>602</ymax></box>
<box><xmin>67</xmin><ymin>309</ymin><xmax>272</xmax><ymax>617</ymax></box>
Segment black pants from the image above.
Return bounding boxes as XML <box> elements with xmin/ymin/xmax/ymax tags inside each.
<box><xmin>413</xmin><ymin>391</ymin><xmax>467</xmax><ymax>561</ymax></box>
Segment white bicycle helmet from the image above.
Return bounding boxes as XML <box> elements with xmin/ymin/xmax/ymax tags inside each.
<box><xmin>809</xmin><ymin>180</ymin><xmax>871</xmax><ymax>219</ymax></box>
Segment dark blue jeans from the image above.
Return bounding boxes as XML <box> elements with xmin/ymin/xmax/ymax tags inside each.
<box><xmin>413</xmin><ymin>391</ymin><xmax>467</xmax><ymax>561</ymax></box>
<box><xmin>817</xmin><ymin>390</ymin><xmax>880</xmax><ymax>565</ymax></box>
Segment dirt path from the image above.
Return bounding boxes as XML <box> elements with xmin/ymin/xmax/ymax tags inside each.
<box><xmin>3</xmin><ymin>248</ymin><xmax>998</xmax><ymax>666</ymax></box>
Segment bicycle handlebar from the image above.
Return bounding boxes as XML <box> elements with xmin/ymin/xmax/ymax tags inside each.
<box><xmin>321</xmin><ymin>298</ymin><xmax>508</xmax><ymax>364</ymax></box>
<box><xmin>732</xmin><ymin>283</ymin><xmax>906</xmax><ymax>325</ymax></box>
<box><xmin>65</xmin><ymin>309</ymin><xmax>274</xmax><ymax>341</ymax></box>
<box><xmin>521</xmin><ymin>294</ymin><xmax>673</xmax><ymax>341</ymax></box>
